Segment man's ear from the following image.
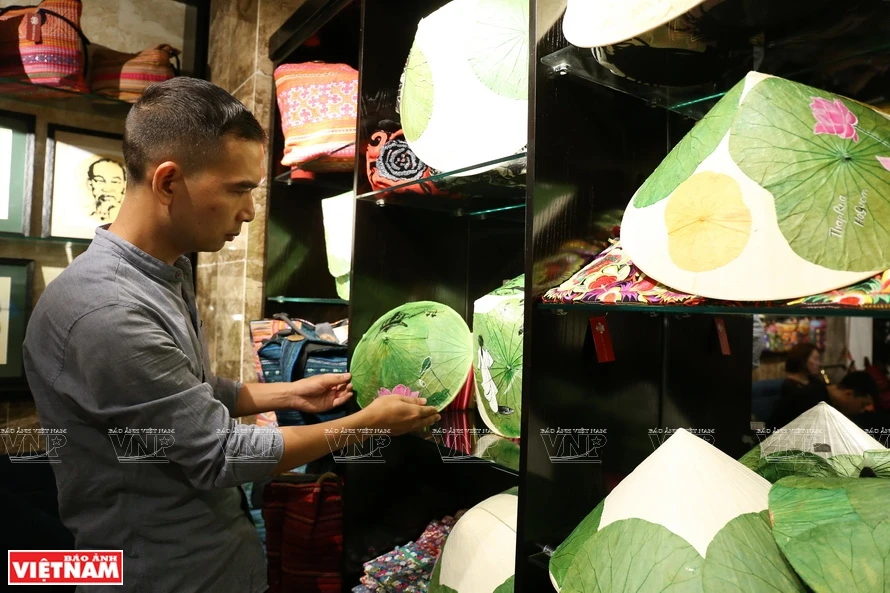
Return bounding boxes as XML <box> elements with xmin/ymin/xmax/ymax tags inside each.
<box><xmin>151</xmin><ymin>161</ymin><xmax>182</xmax><ymax>205</ymax></box>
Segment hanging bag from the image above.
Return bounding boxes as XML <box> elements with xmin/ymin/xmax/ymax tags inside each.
<box><xmin>0</xmin><ymin>0</ymin><xmax>90</xmax><ymax>96</ymax></box>
<box><xmin>261</xmin><ymin>472</ymin><xmax>344</xmax><ymax>593</ymax></box>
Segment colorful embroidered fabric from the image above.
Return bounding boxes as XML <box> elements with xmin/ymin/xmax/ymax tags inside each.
<box><xmin>0</xmin><ymin>0</ymin><xmax>89</xmax><ymax>97</ymax></box>
<box><xmin>366</xmin><ymin>126</ymin><xmax>447</xmax><ymax>195</ymax></box>
<box><xmin>543</xmin><ymin>242</ymin><xmax>704</xmax><ymax>305</ymax></box>
<box><xmin>358</xmin><ymin>513</ymin><xmax>464</xmax><ymax>592</ymax></box>
<box><xmin>274</xmin><ymin>62</ymin><xmax>357</xmax><ymax>172</ymax></box>
<box><xmin>542</xmin><ymin>241</ymin><xmax>890</xmax><ymax>310</ymax></box>
<box><xmin>788</xmin><ymin>270</ymin><xmax>890</xmax><ymax>309</ymax></box>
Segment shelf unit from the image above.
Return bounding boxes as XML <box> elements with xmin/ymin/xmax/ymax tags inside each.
<box><xmin>266</xmin><ymin>0</ymin><xmax>890</xmax><ymax>591</ymax></box>
<box><xmin>262</xmin><ymin>1</ymin><xmax>361</xmax><ymax>323</ymax></box>
<box><xmin>0</xmin><ymin>0</ymin><xmax>211</xmax><ymax>401</ymax></box>
<box><xmin>519</xmin><ymin>1</ymin><xmax>890</xmax><ymax>591</ymax></box>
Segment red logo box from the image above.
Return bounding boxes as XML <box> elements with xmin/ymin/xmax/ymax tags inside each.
<box><xmin>8</xmin><ymin>551</ymin><xmax>123</xmax><ymax>585</ymax></box>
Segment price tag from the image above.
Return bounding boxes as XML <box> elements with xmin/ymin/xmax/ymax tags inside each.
<box><xmin>25</xmin><ymin>13</ymin><xmax>42</xmax><ymax>43</ymax></box>
<box><xmin>715</xmin><ymin>318</ymin><xmax>731</xmax><ymax>356</ymax></box>
<box><xmin>589</xmin><ymin>316</ymin><xmax>615</xmax><ymax>363</ymax></box>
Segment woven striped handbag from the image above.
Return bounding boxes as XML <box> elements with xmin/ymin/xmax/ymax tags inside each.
<box><xmin>0</xmin><ymin>0</ymin><xmax>89</xmax><ymax>97</ymax></box>
<box><xmin>89</xmin><ymin>43</ymin><xmax>180</xmax><ymax>102</ymax></box>
<box><xmin>262</xmin><ymin>473</ymin><xmax>343</xmax><ymax>593</ymax></box>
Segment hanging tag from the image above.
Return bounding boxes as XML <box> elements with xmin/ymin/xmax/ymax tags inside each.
<box><xmin>715</xmin><ymin>318</ymin><xmax>731</xmax><ymax>356</ymax></box>
<box><xmin>589</xmin><ymin>316</ymin><xmax>615</xmax><ymax>363</ymax></box>
<box><xmin>25</xmin><ymin>12</ymin><xmax>42</xmax><ymax>43</ymax></box>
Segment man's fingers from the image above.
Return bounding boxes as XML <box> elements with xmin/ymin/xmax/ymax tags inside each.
<box><xmin>420</xmin><ymin>405</ymin><xmax>438</xmax><ymax>417</ymax></box>
<box><xmin>333</xmin><ymin>392</ymin><xmax>353</xmax><ymax>406</ymax></box>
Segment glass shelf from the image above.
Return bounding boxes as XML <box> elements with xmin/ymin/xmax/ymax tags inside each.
<box><xmin>543</xmin><ymin>21</ymin><xmax>890</xmax><ymax>121</ymax></box>
<box><xmin>541</xmin><ymin>46</ymin><xmax>721</xmax><ymax>120</ymax></box>
<box><xmin>0</xmin><ymin>234</ymin><xmax>91</xmax><ymax>246</ymax></box>
<box><xmin>0</xmin><ymin>77</ymin><xmax>133</xmax><ymax>118</ymax></box>
<box><xmin>407</xmin><ymin>408</ymin><xmax>520</xmax><ymax>475</ymax></box>
<box><xmin>272</xmin><ymin>168</ymin><xmax>354</xmax><ymax>193</ymax></box>
<box><xmin>356</xmin><ymin>152</ymin><xmax>527</xmax><ymax>217</ymax></box>
<box><xmin>266</xmin><ymin>296</ymin><xmax>348</xmax><ymax>305</ymax></box>
<box><xmin>537</xmin><ymin>300</ymin><xmax>890</xmax><ymax>318</ymax></box>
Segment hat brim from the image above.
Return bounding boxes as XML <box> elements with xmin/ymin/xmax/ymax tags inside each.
<box><xmin>400</xmin><ymin>0</ymin><xmax>527</xmax><ymax>174</ymax></box>
<box><xmin>563</xmin><ymin>0</ymin><xmax>709</xmax><ymax>48</ymax></box>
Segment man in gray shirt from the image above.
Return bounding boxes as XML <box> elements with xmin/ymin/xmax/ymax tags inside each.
<box><xmin>22</xmin><ymin>77</ymin><xmax>439</xmax><ymax>592</ymax></box>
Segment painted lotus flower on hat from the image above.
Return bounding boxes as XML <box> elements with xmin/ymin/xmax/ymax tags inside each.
<box><xmin>621</xmin><ymin>71</ymin><xmax>890</xmax><ymax>301</ymax></box>
<box><xmin>378</xmin><ymin>384</ymin><xmax>420</xmax><ymax>398</ymax></box>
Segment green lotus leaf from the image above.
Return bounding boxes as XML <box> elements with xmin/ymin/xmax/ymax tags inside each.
<box><xmin>633</xmin><ymin>79</ymin><xmax>744</xmax><ymax>208</ymax></box>
<box><xmin>466</xmin><ymin>0</ymin><xmax>528</xmax><ymax>100</ymax></box>
<box><xmin>401</xmin><ymin>44</ymin><xmax>434</xmax><ymax>143</ymax></box>
<box><xmin>729</xmin><ymin>77</ymin><xmax>890</xmax><ymax>272</ymax></box>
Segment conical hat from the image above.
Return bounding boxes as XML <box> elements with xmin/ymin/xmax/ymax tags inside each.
<box><xmin>562</xmin><ymin>0</ymin><xmax>709</xmax><ymax>48</ymax></box>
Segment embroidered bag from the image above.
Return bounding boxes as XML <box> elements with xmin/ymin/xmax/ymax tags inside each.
<box><xmin>274</xmin><ymin>62</ymin><xmax>357</xmax><ymax>173</ymax></box>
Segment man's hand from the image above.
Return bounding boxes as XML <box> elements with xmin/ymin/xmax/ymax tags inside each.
<box><xmin>285</xmin><ymin>373</ymin><xmax>354</xmax><ymax>413</ymax></box>
<box><xmin>362</xmin><ymin>395</ymin><xmax>440</xmax><ymax>435</ymax></box>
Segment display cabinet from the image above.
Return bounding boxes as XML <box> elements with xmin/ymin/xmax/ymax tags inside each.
<box><xmin>266</xmin><ymin>0</ymin><xmax>890</xmax><ymax>591</ymax></box>
<box><xmin>263</xmin><ymin>0</ymin><xmax>360</xmax><ymax>323</ymax></box>
<box><xmin>520</xmin><ymin>0</ymin><xmax>890</xmax><ymax>591</ymax></box>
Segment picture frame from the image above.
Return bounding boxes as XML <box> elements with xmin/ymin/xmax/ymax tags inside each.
<box><xmin>0</xmin><ymin>110</ymin><xmax>36</xmax><ymax>237</ymax></box>
<box><xmin>0</xmin><ymin>258</ymin><xmax>34</xmax><ymax>386</ymax></box>
<box><xmin>42</xmin><ymin>125</ymin><xmax>125</xmax><ymax>240</ymax></box>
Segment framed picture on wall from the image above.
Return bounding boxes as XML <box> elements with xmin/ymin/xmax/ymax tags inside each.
<box><xmin>0</xmin><ymin>258</ymin><xmax>34</xmax><ymax>384</ymax></box>
<box><xmin>42</xmin><ymin>125</ymin><xmax>125</xmax><ymax>240</ymax></box>
<box><xmin>0</xmin><ymin>110</ymin><xmax>35</xmax><ymax>236</ymax></box>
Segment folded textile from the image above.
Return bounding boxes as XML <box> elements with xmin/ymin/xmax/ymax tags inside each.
<box><xmin>543</xmin><ymin>241</ymin><xmax>702</xmax><ymax>305</ymax></box>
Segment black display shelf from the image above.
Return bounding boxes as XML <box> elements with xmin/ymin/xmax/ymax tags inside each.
<box><xmin>0</xmin><ymin>77</ymin><xmax>134</xmax><ymax>118</ymax></box>
<box><xmin>537</xmin><ymin>300</ymin><xmax>890</xmax><ymax>318</ymax></box>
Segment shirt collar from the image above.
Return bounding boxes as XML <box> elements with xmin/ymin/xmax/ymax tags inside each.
<box><xmin>92</xmin><ymin>225</ymin><xmax>192</xmax><ymax>283</ymax></box>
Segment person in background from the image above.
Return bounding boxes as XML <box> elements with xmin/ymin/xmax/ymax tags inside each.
<box><xmin>770</xmin><ymin>341</ymin><xmax>877</xmax><ymax>426</ymax></box>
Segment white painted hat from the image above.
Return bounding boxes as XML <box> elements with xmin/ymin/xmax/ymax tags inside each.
<box><xmin>398</xmin><ymin>0</ymin><xmax>528</xmax><ymax>174</ymax></box>
<box><xmin>620</xmin><ymin>71</ymin><xmax>890</xmax><ymax>301</ymax></box>
<box><xmin>430</xmin><ymin>488</ymin><xmax>517</xmax><ymax>593</ymax></box>
<box><xmin>562</xmin><ymin>0</ymin><xmax>709</xmax><ymax>48</ymax></box>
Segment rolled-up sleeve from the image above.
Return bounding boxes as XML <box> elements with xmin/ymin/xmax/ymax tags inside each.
<box><xmin>57</xmin><ymin>303</ymin><xmax>283</xmax><ymax>489</ymax></box>
<box><xmin>209</xmin><ymin>374</ymin><xmax>241</xmax><ymax>416</ymax></box>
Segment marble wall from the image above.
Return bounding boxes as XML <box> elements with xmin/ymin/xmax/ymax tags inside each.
<box><xmin>197</xmin><ymin>0</ymin><xmax>307</xmax><ymax>399</ymax></box>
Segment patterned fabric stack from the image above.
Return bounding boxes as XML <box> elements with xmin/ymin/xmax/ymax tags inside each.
<box><xmin>542</xmin><ymin>240</ymin><xmax>890</xmax><ymax>310</ymax></box>
<box><xmin>352</xmin><ymin>513</ymin><xmax>465</xmax><ymax>593</ymax></box>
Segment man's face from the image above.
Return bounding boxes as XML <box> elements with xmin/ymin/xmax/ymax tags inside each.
<box><xmin>172</xmin><ymin>136</ymin><xmax>264</xmax><ymax>252</ymax></box>
<box><xmin>88</xmin><ymin>160</ymin><xmax>126</xmax><ymax>221</ymax></box>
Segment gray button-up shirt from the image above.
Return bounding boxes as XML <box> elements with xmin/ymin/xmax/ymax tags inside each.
<box><xmin>23</xmin><ymin>226</ymin><xmax>284</xmax><ymax>593</ymax></box>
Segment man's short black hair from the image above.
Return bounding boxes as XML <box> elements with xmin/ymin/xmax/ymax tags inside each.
<box><xmin>839</xmin><ymin>371</ymin><xmax>879</xmax><ymax>399</ymax></box>
<box><xmin>123</xmin><ymin>77</ymin><xmax>267</xmax><ymax>183</ymax></box>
